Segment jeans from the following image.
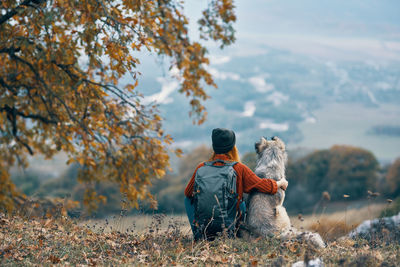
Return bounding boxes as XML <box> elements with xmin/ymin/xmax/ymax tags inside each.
<box><xmin>184</xmin><ymin>197</ymin><xmax>246</xmax><ymax>235</ymax></box>
<box><xmin>184</xmin><ymin>197</ymin><xmax>196</xmax><ymax>233</ymax></box>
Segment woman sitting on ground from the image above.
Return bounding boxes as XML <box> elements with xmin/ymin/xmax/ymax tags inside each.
<box><xmin>184</xmin><ymin>128</ymin><xmax>288</xmax><ymax>240</ymax></box>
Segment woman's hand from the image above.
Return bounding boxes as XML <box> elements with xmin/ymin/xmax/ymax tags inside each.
<box><xmin>277</xmin><ymin>179</ymin><xmax>288</xmax><ymax>191</ymax></box>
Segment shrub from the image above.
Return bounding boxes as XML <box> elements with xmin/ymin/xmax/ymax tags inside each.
<box><xmin>10</xmin><ymin>171</ymin><xmax>41</xmax><ymax>196</ymax></box>
<box><xmin>380</xmin><ymin>197</ymin><xmax>400</xmax><ymax>218</ymax></box>
<box><xmin>285</xmin><ymin>145</ymin><xmax>379</xmax><ymax>214</ymax></box>
<box><xmin>386</xmin><ymin>158</ymin><xmax>400</xmax><ymax>197</ymax></box>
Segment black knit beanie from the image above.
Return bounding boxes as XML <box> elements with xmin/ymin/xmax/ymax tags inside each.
<box><xmin>212</xmin><ymin>128</ymin><xmax>236</xmax><ymax>154</ymax></box>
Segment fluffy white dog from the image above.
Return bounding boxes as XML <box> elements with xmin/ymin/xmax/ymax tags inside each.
<box><xmin>246</xmin><ymin>136</ymin><xmax>325</xmax><ymax>248</ymax></box>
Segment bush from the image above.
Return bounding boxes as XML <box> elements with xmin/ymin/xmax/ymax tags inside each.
<box><xmin>35</xmin><ymin>164</ymin><xmax>80</xmax><ymax>198</ymax></box>
<box><xmin>241</xmin><ymin>152</ymin><xmax>257</xmax><ymax>171</ymax></box>
<box><xmin>288</xmin><ymin>145</ymin><xmax>379</xmax><ymax>202</ymax></box>
<box><xmin>386</xmin><ymin>158</ymin><xmax>400</xmax><ymax>197</ymax></box>
<box><xmin>11</xmin><ymin>171</ymin><xmax>41</xmax><ymax>196</ymax></box>
<box><xmin>284</xmin><ymin>184</ymin><xmax>316</xmax><ymax>214</ymax></box>
<box><xmin>326</xmin><ymin>146</ymin><xmax>379</xmax><ymax>200</ymax></box>
<box><xmin>381</xmin><ymin>197</ymin><xmax>400</xmax><ymax>218</ymax></box>
<box><xmin>284</xmin><ymin>145</ymin><xmax>380</xmax><ymax>214</ymax></box>
<box><xmin>33</xmin><ymin>164</ymin><xmax>125</xmax><ymax>218</ymax></box>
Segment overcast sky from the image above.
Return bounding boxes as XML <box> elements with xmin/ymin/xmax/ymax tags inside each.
<box><xmin>184</xmin><ymin>0</ymin><xmax>400</xmax><ymax>61</ymax></box>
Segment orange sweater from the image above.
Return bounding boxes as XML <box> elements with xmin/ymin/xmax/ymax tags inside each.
<box><xmin>184</xmin><ymin>154</ymin><xmax>278</xmax><ymax>208</ymax></box>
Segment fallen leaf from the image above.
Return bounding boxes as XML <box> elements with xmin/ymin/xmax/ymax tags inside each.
<box><xmin>48</xmin><ymin>255</ymin><xmax>61</xmax><ymax>264</ymax></box>
<box><xmin>249</xmin><ymin>256</ymin><xmax>259</xmax><ymax>266</ymax></box>
<box><xmin>267</xmin><ymin>253</ymin><xmax>276</xmax><ymax>259</ymax></box>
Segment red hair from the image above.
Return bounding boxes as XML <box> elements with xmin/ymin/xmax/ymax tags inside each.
<box><xmin>210</xmin><ymin>145</ymin><xmax>241</xmax><ymax>162</ymax></box>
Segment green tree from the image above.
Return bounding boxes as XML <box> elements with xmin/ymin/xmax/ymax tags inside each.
<box><xmin>386</xmin><ymin>157</ymin><xmax>400</xmax><ymax>197</ymax></box>
<box><xmin>35</xmin><ymin>164</ymin><xmax>80</xmax><ymax>198</ymax></box>
<box><xmin>241</xmin><ymin>151</ymin><xmax>257</xmax><ymax>171</ymax></box>
<box><xmin>10</xmin><ymin>171</ymin><xmax>41</xmax><ymax>196</ymax></box>
<box><xmin>285</xmin><ymin>145</ymin><xmax>380</xmax><ymax>213</ymax></box>
<box><xmin>0</xmin><ymin>0</ymin><xmax>236</xmax><ymax>211</ymax></box>
<box><xmin>326</xmin><ymin>145</ymin><xmax>379</xmax><ymax>200</ymax></box>
<box><xmin>288</xmin><ymin>150</ymin><xmax>331</xmax><ymax>193</ymax></box>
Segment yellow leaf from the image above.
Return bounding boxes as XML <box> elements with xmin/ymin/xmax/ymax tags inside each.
<box><xmin>154</xmin><ymin>169</ymin><xmax>165</xmax><ymax>178</ymax></box>
<box><xmin>77</xmin><ymin>157</ymin><xmax>85</xmax><ymax>165</ymax></box>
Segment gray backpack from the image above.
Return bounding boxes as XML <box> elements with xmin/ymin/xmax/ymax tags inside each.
<box><xmin>193</xmin><ymin>160</ymin><xmax>239</xmax><ymax>240</ymax></box>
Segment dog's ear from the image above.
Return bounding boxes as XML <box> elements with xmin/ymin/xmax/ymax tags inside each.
<box><xmin>255</xmin><ymin>137</ymin><xmax>267</xmax><ymax>153</ymax></box>
<box><xmin>273</xmin><ymin>136</ymin><xmax>285</xmax><ymax>151</ymax></box>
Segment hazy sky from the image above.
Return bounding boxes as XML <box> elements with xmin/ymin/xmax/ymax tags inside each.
<box><xmin>234</xmin><ymin>0</ymin><xmax>400</xmax><ymax>38</ymax></box>
<box><xmin>185</xmin><ymin>0</ymin><xmax>400</xmax><ymax>61</ymax></box>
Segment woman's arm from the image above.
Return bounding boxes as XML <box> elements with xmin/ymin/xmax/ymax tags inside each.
<box><xmin>235</xmin><ymin>163</ymin><xmax>278</xmax><ymax>194</ymax></box>
<box><xmin>184</xmin><ymin>163</ymin><xmax>205</xmax><ymax>197</ymax></box>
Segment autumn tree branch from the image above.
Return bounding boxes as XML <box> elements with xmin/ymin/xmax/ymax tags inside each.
<box><xmin>0</xmin><ymin>47</ymin><xmax>21</xmax><ymax>54</ymax></box>
<box><xmin>0</xmin><ymin>0</ymin><xmax>41</xmax><ymax>26</ymax></box>
<box><xmin>0</xmin><ymin>105</ymin><xmax>57</xmax><ymax>125</ymax></box>
<box><xmin>0</xmin><ymin>77</ymin><xmax>18</xmax><ymax>95</ymax></box>
<box><xmin>0</xmin><ymin>105</ymin><xmax>35</xmax><ymax>155</ymax></box>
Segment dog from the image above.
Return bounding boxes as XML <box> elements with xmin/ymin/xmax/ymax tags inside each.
<box><xmin>245</xmin><ymin>136</ymin><xmax>325</xmax><ymax>248</ymax></box>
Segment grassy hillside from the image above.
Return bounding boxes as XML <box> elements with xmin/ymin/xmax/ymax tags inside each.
<box><xmin>1</xmin><ymin>208</ymin><xmax>399</xmax><ymax>266</ymax></box>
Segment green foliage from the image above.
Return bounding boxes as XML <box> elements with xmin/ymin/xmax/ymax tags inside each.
<box><xmin>381</xmin><ymin>197</ymin><xmax>400</xmax><ymax>218</ymax></box>
<box><xmin>326</xmin><ymin>146</ymin><xmax>379</xmax><ymax>199</ymax></box>
<box><xmin>284</xmin><ymin>184</ymin><xmax>316</xmax><ymax>213</ymax></box>
<box><xmin>241</xmin><ymin>152</ymin><xmax>257</xmax><ymax>171</ymax></box>
<box><xmin>285</xmin><ymin>145</ymin><xmax>380</xmax><ymax>213</ymax></box>
<box><xmin>26</xmin><ymin>164</ymin><xmax>124</xmax><ymax>217</ymax></box>
<box><xmin>386</xmin><ymin>158</ymin><xmax>400</xmax><ymax>197</ymax></box>
<box><xmin>10</xmin><ymin>171</ymin><xmax>41</xmax><ymax>196</ymax></box>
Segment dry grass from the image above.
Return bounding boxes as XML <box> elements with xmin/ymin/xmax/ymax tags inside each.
<box><xmin>83</xmin><ymin>214</ymin><xmax>191</xmax><ymax>235</ymax></box>
<box><xmin>309</xmin><ymin>219</ymin><xmax>355</xmax><ymax>241</ymax></box>
<box><xmin>290</xmin><ymin>203</ymin><xmax>387</xmax><ymax>241</ymax></box>
<box><xmin>1</xmin><ymin>203</ymin><xmax>399</xmax><ymax>266</ymax></box>
<box><xmin>1</xmin><ymin>212</ymin><xmax>399</xmax><ymax>266</ymax></box>
<box><xmin>81</xmin><ymin>203</ymin><xmax>387</xmax><ymax>242</ymax></box>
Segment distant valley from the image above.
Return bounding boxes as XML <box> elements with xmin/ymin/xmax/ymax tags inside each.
<box><xmin>137</xmin><ymin>46</ymin><xmax>400</xmax><ymax>163</ymax></box>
